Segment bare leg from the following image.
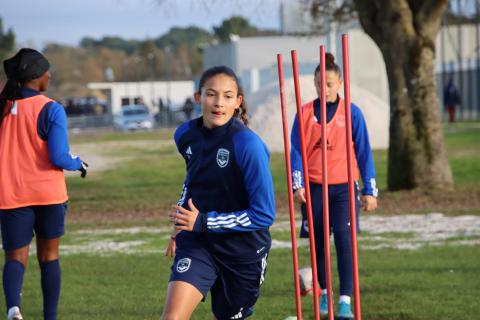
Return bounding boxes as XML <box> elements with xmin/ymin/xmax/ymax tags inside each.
<box><xmin>36</xmin><ymin>237</ymin><xmax>59</xmax><ymax>263</ymax></box>
<box><xmin>161</xmin><ymin>281</ymin><xmax>203</xmax><ymax>320</ymax></box>
<box><xmin>5</xmin><ymin>245</ymin><xmax>29</xmax><ymax>266</ymax></box>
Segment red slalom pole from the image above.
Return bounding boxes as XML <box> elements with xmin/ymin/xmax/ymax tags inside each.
<box><xmin>291</xmin><ymin>50</ymin><xmax>320</xmax><ymax>320</ymax></box>
<box><xmin>277</xmin><ymin>53</ymin><xmax>302</xmax><ymax>320</ymax></box>
<box><xmin>342</xmin><ymin>34</ymin><xmax>362</xmax><ymax>320</ymax></box>
<box><xmin>319</xmin><ymin>45</ymin><xmax>334</xmax><ymax>320</ymax></box>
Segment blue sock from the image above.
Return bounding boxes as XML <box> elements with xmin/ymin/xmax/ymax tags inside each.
<box><xmin>3</xmin><ymin>260</ymin><xmax>25</xmax><ymax>310</ymax></box>
<box><xmin>40</xmin><ymin>259</ymin><xmax>61</xmax><ymax>320</ymax></box>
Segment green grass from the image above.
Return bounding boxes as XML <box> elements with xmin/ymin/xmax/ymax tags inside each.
<box><xmin>2</xmin><ymin>123</ymin><xmax>479</xmax><ymax>319</ymax></box>
<box><xmin>69</xmin><ymin>128</ymin><xmax>174</xmax><ymax>144</ymax></box>
<box><xmin>15</xmin><ymin>245</ymin><xmax>480</xmax><ymax>319</ymax></box>
<box><xmin>443</xmin><ymin>122</ymin><xmax>480</xmax><ymax>188</ymax></box>
<box><xmin>66</xmin><ymin>122</ymin><xmax>480</xmax><ymax>219</ymax></box>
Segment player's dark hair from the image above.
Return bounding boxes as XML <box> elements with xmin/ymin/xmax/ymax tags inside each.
<box><xmin>1</xmin><ymin>48</ymin><xmax>50</xmax><ymax>127</ymax></box>
<box><xmin>314</xmin><ymin>52</ymin><xmax>341</xmax><ymax>77</ymax></box>
<box><xmin>0</xmin><ymin>79</ymin><xmax>21</xmax><ymax>127</ymax></box>
<box><xmin>197</xmin><ymin>66</ymin><xmax>249</xmax><ymax>126</ymax></box>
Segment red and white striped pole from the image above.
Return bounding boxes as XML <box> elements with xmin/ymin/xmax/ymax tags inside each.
<box><xmin>342</xmin><ymin>34</ymin><xmax>362</xmax><ymax>320</ymax></box>
<box><xmin>319</xmin><ymin>45</ymin><xmax>335</xmax><ymax>320</ymax></box>
<box><xmin>291</xmin><ymin>50</ymin><xmax>321</xmax><ymax>320</ymax></box>
<box><xmin>276</xmin><ymin>53</ymin><xmax>302</xmax><ymax>320</ymax></box>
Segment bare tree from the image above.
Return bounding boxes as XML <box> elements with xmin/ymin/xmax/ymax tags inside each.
<box><xmin>352</xmin><ymin>0</ymin><xmax>453</xmax><ymax>191</ymax></box>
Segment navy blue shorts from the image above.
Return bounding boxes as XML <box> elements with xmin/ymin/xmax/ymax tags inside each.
<box><xmin>0</xmin><ymin>203</ymin><xmax>67</xmax><ymax>251</ymax></box>
<box><xmin>170</xmin><ymin>244</ymin><xmax>268</xmax><ymax>320</ymax></box>
<box><xmin>300</xmin><ymin>182</ymin><xmax>360</xmax><ymax>237</ymax></box>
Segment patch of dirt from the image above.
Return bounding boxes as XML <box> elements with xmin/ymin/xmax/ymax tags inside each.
<box><xmin>374</xmin><ymin>188</ymin><xmax>480</xmax><ymax>215</ymax></box>
<box><xmin>67</xmin><ymin>208</ymin><xmax>170</xmax><ymax>224</ymax></box>
<box><xmin>66</xmin><ymin>139</ymin><xmax>174</xmax><ymax>175</ymax></box>
<box><xmin>274</xmin><ymin>188</ymin><xmax>480</xmax><ymax>218</ymax></box>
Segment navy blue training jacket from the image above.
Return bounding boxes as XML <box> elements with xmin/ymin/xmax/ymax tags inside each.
<box><xmin>174</xmin><ymin>117</ymin><xmax>275</xmax><ymax>263</ymax></box>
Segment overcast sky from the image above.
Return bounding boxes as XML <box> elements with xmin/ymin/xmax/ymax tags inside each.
<box><xmin>2</xmin><ymin>0</ymin><xmax>281</xmax><ymax>49</ymax></box>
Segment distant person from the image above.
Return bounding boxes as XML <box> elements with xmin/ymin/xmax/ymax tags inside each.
<box><xmin>65</xmin><ymin>98</ymin><xmax>75</xmax><ymax>116</ymax></box>
<box><xmin>161</xmin><ymin>66</ymin><xmax>275</xmax><ymax>320</ymax></box>
<box><xmin>443</xmin><ymin>79</ymin><xmax>461</xmax><ymax>123</ymax></box>
<box><xmin>158</xmin><ymin>97</ymin><xmax>165</xmax><ymax>113</ymax></box>
<box><xmin>182</xmin><ymin>97</ymin><xmax>194</xmax><ymax>120</ymax></box>
<box><xmin>166</xmin><ymin>98</ymin><xmax>173</xmax><ymax>127</ymax></box>
<box><xmin>155</xmin><ymin>97</ymin><xmax>165</xmax><ymax>126</ymax></box>
<box><xmin>0</xmin><ymin>48</ymin><xmax>88</xmax><ymax>320</ymax></box>
<box><xmin>193</xmin><ymin>100</ymin><xmax>201</xmax><ymax>118</ymax></box>
<box><xmin>291</xmin><ymin>53</ymin><xmax>378</xmax><ymax>318</ymax></box>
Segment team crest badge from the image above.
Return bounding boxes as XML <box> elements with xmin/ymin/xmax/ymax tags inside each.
<box><xmin>176</xmin><ymin>258</ymin><xmax>191</xmax><ymax>273</ymax></box>
<box><xmin>216</xmin><ymin>148</ymin><xmax>230</xmax><ymax>168</ymax></box>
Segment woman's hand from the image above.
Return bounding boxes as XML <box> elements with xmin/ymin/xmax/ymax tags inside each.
<box><xmin>360</xmin><ymin>195</ymin><xmax>377</xmax><ymax>211</ymax></box>
<box><xmin>165</xmin><ymin>234</ymin><xmax>177</xmax><ymax>257</ymax></box>
<box><xmin>170</xmin><ymin>198</ymin><xmax>199</xmax><ymax>231</ymax></box>
<box><xmin>294</xmin><ymin>188</ymin><xmax>306</xmax><ymax>203</ymax></box>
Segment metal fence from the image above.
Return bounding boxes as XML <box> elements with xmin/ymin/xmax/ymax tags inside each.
<box><xmin>437</xmin><ymin>59</ymin><xmax>480</xmax><ymax>121</ymax></box>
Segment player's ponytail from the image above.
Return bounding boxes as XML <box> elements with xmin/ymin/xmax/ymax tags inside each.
<box><xmin>0</xmin><ymin>79</ymin><xmax>20</xmax><ymax>127</ymax></box>
<box><xmin>233</xmin><ymin>84</ymin><xmax>249</xmax><ymax>126</ymax></box>
<box><xmin>197</xmin><ymin>66</ymin><xmax>249</xmax><ymax>126</ymax></box>
<box><xmin>314</xmin><ymin>52</ymin><xmax>341</xmax><ymax>77</ymax></box>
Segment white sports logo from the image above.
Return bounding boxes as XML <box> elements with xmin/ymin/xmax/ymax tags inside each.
<box><xmin>176</xmin><ymin>258</ymin><xmax>191</xmax><ymax>273</ymax></box>
<box><xmin>303</xmin><ymin>220</ymin><xmax>309</xmax><ymax>233</ymax></box>
<box><xmin>185</xmin><ymin>146</ymin><xmax>192</xmax><ymax>160</ymax></box>
<box><xmin>260</xmin><ymin>253</ymin><xmax>268</xmax><ymax>285</ymax></box>
<box><xmin>216</xmin><ymin>148</ymin><xmax>230</xmax><ymax>168</ymax></box>
<box><xmin>230</xmin><ymin>307</ymin><xmax>243</xmax><ymax>319</ymax></box>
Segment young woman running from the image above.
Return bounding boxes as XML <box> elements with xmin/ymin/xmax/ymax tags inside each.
<box><xmin>161</xmin><ymin>66</ymin><xmax>275</xmax><ymax>320</ymax></box>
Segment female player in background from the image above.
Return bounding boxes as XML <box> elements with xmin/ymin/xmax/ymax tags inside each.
<box><xmin>0</xmin><ymin>48</ymin><xmax>87</xmax><ymax>320</ymax></box>
<box><xmin>291</xmin><ymin>52</ymin><xmax>378</xmax><ymax>319</ymax></box>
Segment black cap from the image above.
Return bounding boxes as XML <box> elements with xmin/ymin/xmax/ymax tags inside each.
<box><xmin>3</xmin><ymin>48</ymin><xmax>50</xmax><ymax>82</ymax></box>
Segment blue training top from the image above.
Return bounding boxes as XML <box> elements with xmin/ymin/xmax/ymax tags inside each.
<box><xmin>174</xmin><ymin>117</ymin><xmax>275</xmax><ymax>263</ymax></box>
<box><xmin>291</xmin><ymin>97</ymin><xmax>378</xmax><ymax>196</ymax></box>
<box><xmin>21</xmin><ymin>87</ymin><xmax>82</xmax><ymax>171</ymax></box>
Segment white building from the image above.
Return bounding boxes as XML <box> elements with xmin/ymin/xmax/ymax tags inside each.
<box><xmin>87</xmin><ymin>80</ymin><xmax>195</xmax><ymax>115</ymax></box>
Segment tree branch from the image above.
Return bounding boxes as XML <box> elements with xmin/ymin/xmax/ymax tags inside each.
<box><xmin>409</xmin><ymin>0</ymin><xmax>449</xmax><ymax>39</ymax></box>
<box><xmin>353</xmin><ymin>0</ymin><xmax>382</xmax><ymax>43</ymax></box>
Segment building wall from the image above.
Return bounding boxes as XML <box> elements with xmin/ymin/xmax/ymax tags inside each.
<box><xmin>438</xmin><ymin>24</ymin><xmax>479</xmax><ymax>62</ymax></box>
<box><xmin>201</xmin><ymin>42</ymin><xmax>237</xmax><ymax>72</ymax></box>
<box><xmin>341</xmin><ymin>29</ymin><xmax>389</xmax><ymax>105</ymax></box>
<box><xmin>88</xmin><ymin>81</ymin><xmax>195</xmax><ymax>115</ymax></box>
<box><xmin>203</xmin><ymin>33</ymin><xmax>389</xmax><ymax>105</ymax></box>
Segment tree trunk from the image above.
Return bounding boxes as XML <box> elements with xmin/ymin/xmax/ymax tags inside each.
<box><xmin>354</xmin><ymin>0</ymin><xmax>453</xmax><ymax>190</ymax></box>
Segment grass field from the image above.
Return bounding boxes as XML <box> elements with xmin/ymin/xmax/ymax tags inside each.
<box><xmin>4</xmin><ymin>122</ymin><xmax>480</xmax><ymax>319</ymax></box>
